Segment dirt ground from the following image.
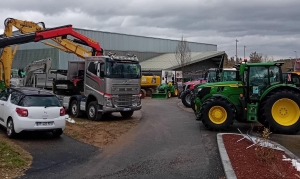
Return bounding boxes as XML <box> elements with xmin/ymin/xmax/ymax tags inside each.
<box><xmin>0</xmin><ymin>133</ymin><xmax>32</xmax><ymax>179</ymax></box>
<box><xmin>64</xmin><ymin>111</ymin><xmax>142</xmax><ymax>148</ymax></box>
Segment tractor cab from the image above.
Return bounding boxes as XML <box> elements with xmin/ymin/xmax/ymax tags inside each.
<box><xmin>282</xmin><ymin>72</ymin><xmax>300</xmax><ymax>88</ymax></box>
<box><xmin>237</xmin><ymin>61</ymin><xmax>283</xmax><ymax>102</ymax></box>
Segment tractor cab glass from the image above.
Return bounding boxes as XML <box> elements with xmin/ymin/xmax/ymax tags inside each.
<box><xmin>207</xmin><ymin>71</ymin><xmax>217</xmax><ymax>82</ymax></box>
<box><xmin>222</xmin><ymin>70</ymin><xmax>238</xmax><ymax>81</ymax></box>
<box><xmin>247</xmin><ymin>65</ymin><xmax>281</xmax><ymax>100</ymax></box>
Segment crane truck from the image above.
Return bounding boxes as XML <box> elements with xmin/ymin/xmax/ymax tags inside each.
<box><xmin>3</xmin><ymin>18</ymin><xmax>155</xmax><ymax>97</ymax></box>
<box><xmin>0</xmin><ymin>24</ymin><xmax>142</xmax><ymax>120</ymax></box>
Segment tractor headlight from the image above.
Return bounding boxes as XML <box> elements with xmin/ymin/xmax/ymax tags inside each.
<box><xmin>197</xmin><ymin>88</ymin><xmax>202</xmax><ymax>96</ymax></box>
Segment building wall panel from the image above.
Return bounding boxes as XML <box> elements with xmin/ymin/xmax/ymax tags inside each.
<box><xmin>12</xmin><ymin>48</ymin><xmax>59</xmax><ymax>69</ymax></box>
<box><xmin>13</xmin><ymin>28</ymin><xmax>217</xmax><ymax>53</ymax></box>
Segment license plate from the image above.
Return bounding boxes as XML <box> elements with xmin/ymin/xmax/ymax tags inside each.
<box><xmin>123</xmin><ymin>108</ymin><xmax>131</xmax><ymax>111</ymax></box>
<box><xmin>36</xmin><ymin>122</ymin><xmax>54</xmax><ymax>126</ymax></box>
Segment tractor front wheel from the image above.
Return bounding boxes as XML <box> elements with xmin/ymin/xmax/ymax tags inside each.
<box><xmin>167</xmin><ymin>91</ymin><xmax>172</xmax><ymax>98</ymax></box>
<box><xmin>200</xmin><ymin>97</ymin><xmax>235</xmax><ymax>131</ymax></box>
<box><xmin>260</xmin><ymin>89</ymin><xmax>300</xmax><ymax>134</ymax></box>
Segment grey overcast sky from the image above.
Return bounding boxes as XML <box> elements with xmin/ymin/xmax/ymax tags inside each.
<box><xmin>0</xmin><ymin>0</ymin><xmax>299</xmax><ymax>60</ymax></box>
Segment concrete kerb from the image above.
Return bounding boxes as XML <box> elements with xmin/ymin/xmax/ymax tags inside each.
<box><xmin>217</xmin><ymin>133</ymin><xmax>300</xmax><ymax>179</ymax></box>
<box><xmin>217</xmin><ymin>133</ymin><xmax>237</xmax><ymax>179</ymax></box>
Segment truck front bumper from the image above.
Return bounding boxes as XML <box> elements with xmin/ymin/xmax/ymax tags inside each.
<box><xmin>101</xmin><ymin>105</ymin><xmax>142</xmax><ymax>113</ymax></box>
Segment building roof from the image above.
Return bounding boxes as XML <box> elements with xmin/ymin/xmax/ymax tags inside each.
<box><xmin>140</xmin><ymin>51</ymin><xmax>225</xmax><ymax>70</ymax></box>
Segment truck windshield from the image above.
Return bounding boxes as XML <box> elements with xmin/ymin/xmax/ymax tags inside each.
<box><xmin>106</xmin><ymin>62</ymin><xmax>141</xmax><ymax>79</ymax></box>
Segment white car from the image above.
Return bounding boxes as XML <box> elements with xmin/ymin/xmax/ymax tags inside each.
<box><xmin>0</xmin><ymin>87</ymin><xmax>66</xmax><ymax>138</ymax></box>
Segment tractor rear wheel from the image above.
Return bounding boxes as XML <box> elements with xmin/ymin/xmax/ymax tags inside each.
<box><xmin>259</xmin><ymin>89</ymin><xmax>300</xmax><ymax>134</ymax></box>
<box><xmin>172</xmin><ymin>88</ymin><xmax>179</xmax><ymax>97</ymax></box>
<box><xmin>200</xmin><ymin>97</ymin><xmax>235</xmax><ymax>131</ymax></box>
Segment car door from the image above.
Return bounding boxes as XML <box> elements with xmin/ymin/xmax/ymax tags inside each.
<box><xmin>0</xmin><ymin>88</ymin><xmax>11</xmax><ymax>126</ymax></box>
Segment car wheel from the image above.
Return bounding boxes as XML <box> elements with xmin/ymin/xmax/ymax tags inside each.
<box><xmin>52</xmin><ymin>129</ymin><xmax>63</xmax><ymax>138</ymax></box>
<box><xmin>6</xmin><ymin>118</ymin><xmax>16</xmax><ymax>139</ymax></box>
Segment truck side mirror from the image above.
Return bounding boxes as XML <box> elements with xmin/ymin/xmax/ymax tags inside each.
<box><xmin>100</xmin><ymin>71</ymin><xmax>104</xmax><ymax>77</ymax></box>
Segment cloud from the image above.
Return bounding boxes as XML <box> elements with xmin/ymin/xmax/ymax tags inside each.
<box><xmin>1</xmin><ymin>0</ymin><xmax>300</xmax><ymax>60</ymax></box>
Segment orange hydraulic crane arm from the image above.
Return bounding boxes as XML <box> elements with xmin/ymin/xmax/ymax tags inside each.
<box><xmin>4</xmin><ymin>18</ymin><xmax>94</xmax><ymax>58</ymax></box>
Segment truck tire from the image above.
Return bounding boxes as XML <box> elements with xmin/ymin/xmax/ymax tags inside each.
<box><xmin>200</xmin><ymin>97</ymin><xmax>235</xmax><ymax>131</ymax></box>
<box><xmin>181</xmin><ymin>90</ymin><xmax>192</xmax><ymax>108</ymax></box>
<box><xmin>140</xmin><ymin>89</ymin><xmax>146</xmax><ymax>99</ymax></box>
<box><xmin>259</xmin><ymin>89</ymin><xmax>300</xmax><ymax>134</ymax></box>
<box><xmin>87</xmin><ymin>101</ymin><xmax>103</xmax><ymax>121</ymax></box>
<box><xmin>120</xmin><ymin>111</ymin><xmax>134</xmax><ymax>118</ymax></box>
<box><xmin>70</xmin><ymin>100</ymin><xmax>83</xmax><ymax>118</ymax></box>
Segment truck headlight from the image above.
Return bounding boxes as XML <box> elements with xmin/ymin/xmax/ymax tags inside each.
<box><xmin>105</xmin><ymin>97</ymin><xmax>113</xmax><ymax>107</ymax></box>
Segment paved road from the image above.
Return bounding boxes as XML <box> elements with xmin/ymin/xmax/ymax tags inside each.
<box><xmin>13</xmin><ymin>98</ymin><xmax>227</xmax><ymax>179</ymax></box>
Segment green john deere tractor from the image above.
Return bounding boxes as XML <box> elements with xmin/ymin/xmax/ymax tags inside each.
<box><xmin>151</xmin><ymin>72</ymin><xmax>179</xmax><ymax>99</ymax></box>
<box><xmin>194</xmin><ymin>61</ymin><xmax>300</xmax><ymax>134</ymax></box>
<box><xmin>189</xmin><ymin>67</ymin><xmax>238</xmax><ymax>111</ymax></box>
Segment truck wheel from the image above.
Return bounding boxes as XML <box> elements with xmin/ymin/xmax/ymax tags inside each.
<box><xmin>120</xmin><ymin>111</ymin><xmax>134</xmax><ymax>118</ymax></box>
<box><xmin>70</xmin><ymin>100</ymin><xmax>82</xmax><ymax>118</ymax></box>
<box><xmin>200</xmin><ymin>97</ymin><xmax>235</xmax><ymax>131</ymax></box>
<box><xmin>181</xmin><ymin>90</ymin><xmax>192</xmax><ymax>108</ymax></box>
<box><xmin>140</xmin><ymin>89</ymin><xmax>146</xmax><ymax>99</ymax></box>
<box><xmin>259</xmin><ymin>89</ymin><xmax>300</xmax><ymax>134</ymax></box>
<box><xmin>87</xmin><ymin>101</ymin><xmax>102</xmax><ymax>121</ymax></box>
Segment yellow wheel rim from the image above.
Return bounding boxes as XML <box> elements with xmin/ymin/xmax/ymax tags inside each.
<box><xmin>208</xmin><ymin>106</ymin><xmax>227</xmax><ymax>124</ymax></box>
<box><xmin>174</xmin><ymin>89</ymin><xmax>178</xmax><ymax>96</ymax></box>
<box><xmin>271</xmin><ymin>98</ymin><xmax>300</xmax><ymax>126</ymax></box>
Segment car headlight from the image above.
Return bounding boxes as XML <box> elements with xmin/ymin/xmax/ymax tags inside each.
<box><xmin>105</xmin><ymin>96</ymin><xmax>113</xmax><ymax>107</ymax></box>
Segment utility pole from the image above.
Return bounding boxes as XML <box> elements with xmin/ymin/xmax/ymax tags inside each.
<box><xmin>236</xmin><ymin>39</ymin><xmax>239</xmax><ymax>63</ymax></box>
<box><xmin>244</xmin><ymin>45</ymin><xmax>246</xmax><ymax>59</ymax></box>
<box><xmin>294</xmin><ymin>50</ymin><xmax>298</xmax><ymax>71</ymax></box>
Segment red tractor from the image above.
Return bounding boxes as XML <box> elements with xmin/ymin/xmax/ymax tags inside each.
<box><xmin>179</xmin><ymin>78</ymin><xmax>207</xmax><ymax>108</ymax></box>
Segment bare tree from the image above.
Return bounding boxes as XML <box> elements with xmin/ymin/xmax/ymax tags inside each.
<box><xmin>175</xmin><ymin>35</ymin><xmax>192</xmax><ymax>73</ymax></box>
<box><xmin>249</xmin><ymin>51</ymin><xmax>262</xmax><ymax>63</ymax></box>
<box><xmin>262</xmin><ymin>54</ymin><xmax>274</xmax><ymax>62</ymax></box>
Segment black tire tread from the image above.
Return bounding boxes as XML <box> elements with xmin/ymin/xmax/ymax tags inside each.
<box><xmin>181</xmin><ymin>89</ymin><xmax>192</xmax><ymax>108</ymax></box>
<box><xmin>259</xmin><ymin>89</ymin><xmax>300</xmax><ymax>134</ymax></box>
<box><xmin>200</xmin><ymin>96</ymin><xmax>235</xmax><ymax>131</ymax></box>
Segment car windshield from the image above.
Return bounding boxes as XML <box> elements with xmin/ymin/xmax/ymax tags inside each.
<box><xmin>19</xmin><ymin>95</ymin><xmax>61</xmax><ymax>107</ymax></box>
<box><xmin>222</xmin><ymin>71</ymin><xmax>237</xmax><ymax>81</ymax></box>
<box><xmin>106</xmin><ymin>62</ymin><xmax>141</xmax><ymax>79</ymax></box>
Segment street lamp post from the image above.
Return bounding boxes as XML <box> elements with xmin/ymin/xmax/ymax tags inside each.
<box><xmin>244</xmin><ymin>45</ymin><xmax>246</xmax><ymax>59</ymax></box>
<box><xmin>236</xmin><ymin>39</ymin><xmax>239</xmax><ymax>63</ymax></box>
